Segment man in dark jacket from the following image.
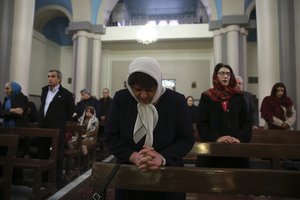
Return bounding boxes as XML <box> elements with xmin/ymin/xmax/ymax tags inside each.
<box><xmin>72</xmin><ymin>88</ymin><xmax>101</xmax><ymax>120</ymax></box>
<box><xmin>38</xmin><ymin>69</ymin><xmax>74</xmax><ymax>185</ymax></box>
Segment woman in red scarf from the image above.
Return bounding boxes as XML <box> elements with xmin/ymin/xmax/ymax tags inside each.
<box><xmin>196</xmin><ymin>63</ymin><xmax>252</xmax><ymax>168</ymax></box>
<box><xmin>261</xmin><ymin>82</ymin><xmax>296</xmax><ymax>130</ymax></box>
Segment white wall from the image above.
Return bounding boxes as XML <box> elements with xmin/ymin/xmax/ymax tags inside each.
<box><xmin>100</xmin><ymin>48</ymin><xmax>214</xmax><ymax>101</ymax></box>
<box><xmin>30</xmin><ymin>30</ymin><xmax>73</xmax><ymax>106</ymax></box>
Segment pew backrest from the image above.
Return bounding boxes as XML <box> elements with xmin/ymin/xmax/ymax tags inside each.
<box><xmin>0</xmin><ymin>134</ymin><xmax>19</xmax><ymax>200</ymax></box>
<box><xmin>251</xmin><ymin>129</ymin><xmax>300</xmax><ymax>144</ymax></box>
<box><xmin>91</xmin><ymin>162</ymin><xmax>300</xmax><ymax>199</ymax></box>
<box><xmin>186</xmin><ymin>142</ymin><xmax>300</xmax><ymax>169</ymax></box>
<box><xmin>0</xmin><ymin>127</ymin><xmax>59</xmax><ymax>162</ymax></box>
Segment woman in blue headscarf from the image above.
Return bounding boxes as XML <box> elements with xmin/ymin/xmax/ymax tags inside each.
<box><xmin>2</xmin><ymin>81</ymin><xmax>29</xmax><ymax>127</ymax></box>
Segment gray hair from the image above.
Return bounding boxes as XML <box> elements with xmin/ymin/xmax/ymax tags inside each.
<box><xmin>49</xmin><ymin>69</ymin><xmax>62</xmax><ymax>81</ymax></box>
<box><xmin>80</xmin><ymin>88</ymin><xmax>91</xmax><ymax>95</ymax></box>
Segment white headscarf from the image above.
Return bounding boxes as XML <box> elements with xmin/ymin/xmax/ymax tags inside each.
<box><xmin>127</xmin><ymin>57</ymin><xmax>166</xmax><ymax>147</ymax></box>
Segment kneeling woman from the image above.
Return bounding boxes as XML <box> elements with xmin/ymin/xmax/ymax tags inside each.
<box><xmin>104</xmin><ymin>57</ymin><xmax>194</xmax><ymax>200</ymax></box>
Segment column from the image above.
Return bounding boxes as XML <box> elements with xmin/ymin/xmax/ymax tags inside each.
<box><xmin>294</xmin><ymin>0</ymin><xmax>300</xmax><ymax>129</ymax></box>
<box><xmin>10</xmin><ymin>0</ymin><xmax>35</xmax><ymax>96</ymax></box>
<box><xmin>73</xmin><ymin>30</ymin><xmax>89</xmax><ymax>103</ymax></box>
<box><xmin>256</xmin><ymin>0</ymin><xmax>280</xmax><ymax>125</ymax></box>
<box><xmin>225</xmin><ymin>25</ymin><xmax>240</xmax><ymax>75</ymax></box>
<box><xmin>240</xmin><ymin>27</ymin><xmax>248</xmax><ymax>90</ymax></box>
<box><xmin>213</xmin><ymin>29</ymin><xmax>222</xmax><ymax>65</ymax></box>
<box><xmin>0</xmin><ymin>0</ymin><xmax>14</xmax><ymax>101</ymax></box>
<box><xmin>91</xmin><ymin>34</ymin><xmax>102</xmax><ymax>98</ymax></box>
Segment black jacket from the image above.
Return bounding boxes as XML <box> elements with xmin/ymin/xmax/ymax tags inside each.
<box><xmin>38</xmin><ymin>85</ymin><xmax>74</xmax><ymax>129</ymax></box>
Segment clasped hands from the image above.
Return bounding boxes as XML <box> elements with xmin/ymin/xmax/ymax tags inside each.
<box><xmin>217</xmin><ymin>135</ymin><xmax>240</xmax><ymax>144</ymax></box>
<box><xmin>129</xmin><ymin>146</ymin><xmax>163</xmax><ymax>172</ymax></box>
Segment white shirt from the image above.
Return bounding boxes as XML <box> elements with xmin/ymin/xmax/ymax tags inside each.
<box><xmin>44</xmin><ymin>84</ymin><xmax>60</xmax><ymax>116</ymax></box>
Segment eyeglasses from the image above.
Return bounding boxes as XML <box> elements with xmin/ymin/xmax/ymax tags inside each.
<box><xmin>217</xmin><ymin>71</ymin><xmax>231</xmax><ymax>76</ymax></box>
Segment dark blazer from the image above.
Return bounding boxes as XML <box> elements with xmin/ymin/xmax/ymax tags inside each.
<box><xmin>196</xmin><ymin>93</ymin><xmax>252</xmax><ymax>168</ymax></box>
<box><xmin>2</xmin><ymin>93</ymin><xmax>29</xmax><ymax>127</ymax></box>
<box><xmin>38</xmin><ymin>85</ymin><xmax>74</xmax><ymax>129</ymax></box>
<box><xmin>104</xmin><ymin>89</ymin><xmax>194</xmax><ymax>167</ymax></box>
<box><xmin>197</xmin><ymin>93</ymin><xmax>252</xmax><ymax>143</ymax></box>
<box><xmin>243</xmin><ymin>91</ymin><xmax>259</xmax><ymax>127</ymax></box>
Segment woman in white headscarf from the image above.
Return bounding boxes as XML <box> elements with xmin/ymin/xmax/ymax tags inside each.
<box><xmin>104</xmin><ymin>57</ymin><xmax>194</xmax><ymax>200</ymax></box>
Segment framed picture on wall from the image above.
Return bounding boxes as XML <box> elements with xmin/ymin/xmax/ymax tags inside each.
<box><xmin>162</xmin><ymin>79</ymin><xmax>176</xmax><ymax>91</ymax></box>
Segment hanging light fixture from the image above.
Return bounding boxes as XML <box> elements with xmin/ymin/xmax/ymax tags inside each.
<box><xmin>136</xmin><ymin>24</ymin><xmax>158</xmax><ymax>45</ymax></box>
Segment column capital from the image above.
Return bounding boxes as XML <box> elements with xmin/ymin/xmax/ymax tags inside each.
<box><xmin>213</xmin><ymin>29</ymin><xmax>222</xmax><ymax>36</ymax></box>
<box><xmin>66</xmin><ymin>21</ymin><xmax>106</xmax><ymax>35</ymax></box>
<box><xmin>240</xmin><ymin>27</ymin><xmax>248</xmax><ymax>36</ymax></box>
<box><xmin>93</xmin><ymin>34</ymin><xmax>102</xmax><ymax>40</ymax></box>
<box><xmin>73</xmin><ymin>30</ymin><xmax>94</xmax><ymax>40</ymax></box>
<box><xmin>224</xmin><ymin>25</ymin><xmax>240</xmax><ymax>33</ymax></box>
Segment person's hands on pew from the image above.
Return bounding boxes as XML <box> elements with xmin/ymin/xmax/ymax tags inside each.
<box><xmin>129</xmin><ymin>146</ymin><xmax>165</xmax><ymax>172</ymax></box>
<box><xmin>217</xmin><ymin>135</ymin><xmax>240</xmax><ymax>144</ymax></box>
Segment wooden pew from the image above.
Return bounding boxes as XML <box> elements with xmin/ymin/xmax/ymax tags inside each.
<box><xmin>251</xmin><ymin>129</ymin><xmax>300</xmax><ymax>144</ymax></box>
<box><xmin>64</xmin><ymin>124</ymin><xmax>86</xmax><ymax>181</ymax></box>
<box><xmin>91</xmin><ymin>162</ymin><xmax>300</xmax><ymax>199</ymax></box>
<box><xmin>0</xmin><ymin>127</ymin><xmax>59</xmax><ymax>200</ymax></box>
<box><xmin>184</xmin><ymin>142</ymin><xmax>300</xmax><ymax>169</ymax></box>
<box><xmin>0</xmin><ymin>134</ymin><xmax>19</xmax><ymax>200</ymax></box>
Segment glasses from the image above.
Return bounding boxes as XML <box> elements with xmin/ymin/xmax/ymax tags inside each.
<box><xmin>217</xmin><ymin>71</ymin><xmax>231</xmax><ymax>77</ymax></box>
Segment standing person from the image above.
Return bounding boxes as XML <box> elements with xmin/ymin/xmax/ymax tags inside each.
<box><xmin>2</xmin><ymin>81</ymin><xmax>29</xmax><ymax>182</ymax></box>
<box><xmin>72</xmin><ymin>88</ymin><xmax>101</xmax><ymax>120</ymax></box>
<box><xmin>196</xmin><ymin>63</ymin><xmax>252</xmax><ymax>168</ymax></box>
<box><xmin>37</xmin><ymin>69</ymin><xmax>74</xmax><ymax>185</ymax></box>
<box><xmin>104</xmin><ymin>57</ymin><xmax>194</xmax><ymax>200</ymax></box>
<box><xmin>260</xmin><ymin>82</ymin><xmax>296</xmax><ymax>130</ymax></box>
<box><xmin>235</xmin><ymin>76</ymin><xmax>259</xmax><ymax>129</ymax></box>
<box><xmin>98</xmin><ymin>88</ymin><xmax>112</xmax><ymax>122</ymax></box>
<box><xmin>2</xmin><ymin>81</ymin><xmax>29</xmax><ymax>127</ymax></box>
<box><xmin>186</xmin><ymin>96</ymin><xmax>200</xmax><ymax>141</ymax></box>
<box><xmin>27</xmin><ymin>101</ymin><xmax>38</xmax><ymax>123</ymax></box>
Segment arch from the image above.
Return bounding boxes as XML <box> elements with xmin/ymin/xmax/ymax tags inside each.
<box><xmin>207</xmin><ymin>0</ymin><xmax>218</xmax><ymax>21</ymax></box>
<box><xmin>97</xmin><ymin>0</ymin><xmax>119</xmax><ymax>25</ymax></box>
<box><xmin>245</xmin><ymin>0</ymin><xmax>255</xmax><ymax>19</ymax></box>
<box><xmin>34</xmin><ymin>5</ymin><xmax>73</xmax><ymax>32</ymax></box>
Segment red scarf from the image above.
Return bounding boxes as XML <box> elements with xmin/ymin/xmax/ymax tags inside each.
<box><xmin>261</xmin><ymin>95</ymin><xmax>294</xmax><ymax>122</ymax></box>
<box><xmin>204</xmin><ymin>73</ymin><xmax>240</xmax><ymax>103</ymax></box>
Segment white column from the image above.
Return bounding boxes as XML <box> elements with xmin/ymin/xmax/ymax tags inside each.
<box><xmin>256</xmin><ymin>0</ymin><xmax>280</xmax><ymax>126</ymax></box>
<box><xmin>91</xmin><ymin>34</ymin><xmax>102</xmax><ymax>98</ymax></box>
<box><xmin>213</xmin><ymin>29</ymin><xmax>222</xmax><ymax>65</ymax></box>
<box><xmin>74</xmin><ymin>30</ymin><xmax>89</xmax><ymax>103</ymax></box>
<box><xmin>294</xmin><ymin>0</ymin><xmax>300</xmax><ymax>129</ymax></box>
<box><xmin>240</xmin><ymin>27</ymin><xmax>248</xmax><ymax>90</ymax></box>
<box><xmin>225</xmin><ymin>25</ymin><xmax>240</xmax><ymax>75</ymax></box>
<box><xmin>10</xmin><ymin>0</ymin><xmax>35</xmax><ymax>96</ymax></box>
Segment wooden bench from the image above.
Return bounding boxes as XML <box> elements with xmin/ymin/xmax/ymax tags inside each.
<box><xmin>64</xmin><ymin>124</ymin><xmax>86</xmax><ymax>182</ymax></box>
<box><xmin>184</xmin><ymin>142</ymin><xmax>300</xmax><ymax>169</ymax></box>
<box><xmin>91</xmin><ymin>162</ymin><xmax>300</xmax><ymax>199</ymax></box>
<box><xmin>0</xmin><ymin>134</ymin><xmax>19</xmax><ymax>200</ymax></box>
<box><xmin>0</xmin><ymin>127</ymin><xmax>59</xmax><ymax>200</ymax></box>
<box><xmin>251</xmin><ymin>129</ymin><xmax>300</xmax><ymax>144</ymax></box>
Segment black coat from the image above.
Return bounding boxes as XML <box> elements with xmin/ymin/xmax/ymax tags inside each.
<box><xmin>196</xmin><ymin>93</ymin><xmax>252</xmax><ymax>168</ymax></box>
<box><xmin>2</xmin><ymin>92</ymin><xmax>29</xmax><ymax>127</ymax></box>
<box><xmin>38</xmin><ymin>85</ymin><xmax>74</xmax><ymax>129</ymax></box>
<box><xmin>197</xmin><ymin>93</ymin><xmax>252</xmax><ymax>142</ymax></box>
<box><xmin>104</xmin><ymin>89</ymin><xmax>194</xmax><ymax>166</ymax></box>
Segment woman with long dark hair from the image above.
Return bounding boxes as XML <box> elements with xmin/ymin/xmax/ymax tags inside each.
<box><xmin>261</xmin><ymin>82</ymin><xmax>296</xmax><ymax>130</ymax></box>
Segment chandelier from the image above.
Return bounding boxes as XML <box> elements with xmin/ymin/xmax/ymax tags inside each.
<box><xmin>136</xmin><ymin>25</ymin><xmax>158</xmax><ymax>45</ymax></box>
